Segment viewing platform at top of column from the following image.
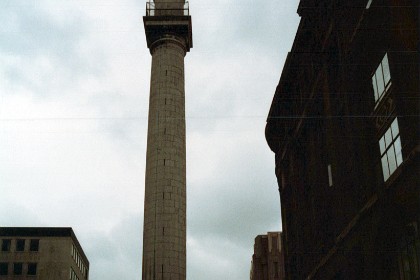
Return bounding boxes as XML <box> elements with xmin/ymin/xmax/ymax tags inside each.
<box><xmin>143</xmin><ymin>1</ymin><xmax>193</xmax><ymax>53</ymax></box>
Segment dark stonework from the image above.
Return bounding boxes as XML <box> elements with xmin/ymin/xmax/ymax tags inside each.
<box><xmin>265</xmin><ymin>1</ymin><xmax>419</xmax><ymax>279</ymax></box>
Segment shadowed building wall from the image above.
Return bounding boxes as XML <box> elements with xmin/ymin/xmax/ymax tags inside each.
<box><xmin>265</xmin><ymin>0</ymin><xmax>419</xmax><ymax>279</ymax></box>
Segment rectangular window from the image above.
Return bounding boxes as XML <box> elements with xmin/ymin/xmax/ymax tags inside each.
<box><xmin>13</xmin><ymin>263</ymin><xmax>23</xmax><ymax>275</ymax></box>
<box><xmin>29</xmin><ymin>239</ymin><xmax>39</xmax><ymax>252</ymax></box>
<box><xmin>328</xmin><ymin>164</ymin><xmax>333</xmax><ymax>187</ymax></box>
<box><xmin>272</xmin><ymin>236</ymin><xmax>278</xmax><ymax>252</ymax></box>
<box><xmin>27</xmin><ymin>263</ymin><xmax>37</xmax><ymax>276</ymax></box>
<box><xmin>379</xmin><ymin>118</ymin><xmax>403</xmax><ymax>181</ymax></box>
<box><xmin>16</xmin><ymin>239</ymin><xmax>25</xmax><ymax>251</ymax></box>
<box><xmin>274</xmin><ymin>261</ymin><xmax>279</xmax><ymax>278</ymax></box>
<box><xmin>372</xmin><ymin>53</ymin><xmax>392</xmax><ymax>107</ymax></box>
<box><xmin>73</xmin><ymin>245</ymin><xmax>76</xmax><ymax>257</ymax></box>
<box><xmin>0</xmin><ymin>263</ymin><xmax>8</xmax><ymax>275</ymax></box>
<box><xmin>70</xmin><ymin>268</ymin><xmax>78</xmax><ymax>280</ymax></box>
<box><xmin>1</xmin><ymin>239</ymin><xmax>11</xmax><ymax>251</ymax></box>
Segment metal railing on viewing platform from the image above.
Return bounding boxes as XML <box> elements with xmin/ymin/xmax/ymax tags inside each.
<box><xmin>146</xmin><ymin>1</ymin><xmax>190</xmax><ymax>16</ymax></box>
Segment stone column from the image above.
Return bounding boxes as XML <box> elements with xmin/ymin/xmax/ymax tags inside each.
<box><xmin>142</xmin><ymin>7</ymin><xmax>192</xmax><ymax>280</ymax></box>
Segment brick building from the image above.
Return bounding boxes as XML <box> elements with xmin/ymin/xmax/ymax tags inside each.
<box><xmin>0</xmin><ymin>227</ymin><xmax>89</xmax><ymax>280</ymax></box>
<box><xmin>250</xmin><ymin>232</ymin><xmax>285</xmax><ymax>280</ymax></box>
<box><xmin>265</xmin><ymin>0</ymin><xmax>419</xmax><ymax>279</ymax></box>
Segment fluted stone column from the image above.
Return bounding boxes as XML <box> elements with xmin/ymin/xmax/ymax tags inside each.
<box><xmin>142</xmin><ymin>2</ymin><xmax>192</xmax><ymax>280</ymax></box>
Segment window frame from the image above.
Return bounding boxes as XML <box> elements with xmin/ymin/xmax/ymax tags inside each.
<box><xmin>16</xmin><ymin>239</ymin><xmax>25</xmax><ymax>252</ymax></box>
<box><xmin>0</xmin><ymin>263</ymin><xmax>8</xmax><ymax>276</ymax></box>
<box><xmin>29</xmin><ymin>239</ymin><xmax>39</xmax><ymax>252</ymax></box>
<box><xmin>1</xmin><ymin>239</ymin><xmax>11</xmax><ymax>252</ymax></box>
<box><xmin>372</xmin><ymin>53</ymin><xmax>392</xmax><ymax>108</ymax></box>
<box><xmin>27</xmin><ymin>263</ymin><xmax>37</xmax><ymax>276</ymax></box>
<box><xmin>13</xmin><ymin>263</ymin><xmax>23</xmax><ymax>275</ymax></box>
<box><xmin>327</xmin><ymin>164</ymin><xmax>333</xmax><ymax>187</ymax></box>
<box><xmin>379</xmin><ymin>117</ymin><xmax>403</xmax><ymax>181</ymax></box>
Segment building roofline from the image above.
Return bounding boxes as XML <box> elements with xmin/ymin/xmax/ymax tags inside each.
<box><xmin>0</xmin><ymin>227</ymin><xmax>89</xmax><ymax>266</ymax></box>
<box><xmin>0</xmin><ymin>227</ymin><xmax>73</xmax><ymax>237</ymax></box>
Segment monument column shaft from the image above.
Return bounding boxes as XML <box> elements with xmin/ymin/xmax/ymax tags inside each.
<box><xmin>142</xmin><ymin>39</ymin><xmax>187</xmax><ymax>280</ymax></box>
<box><xmin>142</xmin><ymin>2</ymin><xmax>191</xmax><ymax>278</ymax></box>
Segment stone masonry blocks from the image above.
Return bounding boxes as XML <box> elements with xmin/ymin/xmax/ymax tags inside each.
<box><xmin>143</xmin><ymin>37</ymin><xmax>187</xmax><ymax>280</ymax></box>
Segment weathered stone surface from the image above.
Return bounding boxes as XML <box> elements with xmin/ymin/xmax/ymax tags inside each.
<box><xmin>142</xmin><ymin>29</ymin><xmax>188</xmax><ymax>280</ymax></box>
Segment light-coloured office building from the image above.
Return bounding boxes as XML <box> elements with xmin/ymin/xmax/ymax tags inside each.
<box><xmin>0</xmin><ymin>227</ymin><xmax>89</xmax><ymax>280</ymax></box>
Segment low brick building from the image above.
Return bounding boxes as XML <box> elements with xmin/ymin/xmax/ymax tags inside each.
<box><xmin>0</xmin><ymin>227</ymin><xmax>89</xmax><ymax>280</ymax></box>
<box><xmin>250</xmin><ymin>232</ymin><xmax>285</xmax><ymax>280</ymax></box>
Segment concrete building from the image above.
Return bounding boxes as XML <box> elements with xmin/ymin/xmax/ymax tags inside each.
<box><xmin>250</xmin><ymin>232</ymin><xmax>285</xmax><ymax>280</ymax></box>
<box><xmin>141</xmin><ymin>0</ymin><xmax>192</xmax><ymax>279</ymax></box>
<box><xmin>0</xmin><ymin>227</ymin><xmax>89</xmax><ymax>280</ymax></box>
<box><xmin>265</xmin><ymin>0</ymin><xmax>419</xmax><ymax>279</ymax></box>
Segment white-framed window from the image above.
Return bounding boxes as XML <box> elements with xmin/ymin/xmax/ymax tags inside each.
<box><xmin>379</xmin><ymin>117</ymin><xmax>403</xmax><ymax>181</ymax></box>
<box><xmin>372</xmin><ymin>53</ymin><xmax>392</xmax><ymax>107</ymax></box>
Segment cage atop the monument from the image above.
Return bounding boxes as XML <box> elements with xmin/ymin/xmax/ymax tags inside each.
<box><xmin>146</xmin><ymin>1</ymin><xmax>190</xmax><ymax>16</ymax></box>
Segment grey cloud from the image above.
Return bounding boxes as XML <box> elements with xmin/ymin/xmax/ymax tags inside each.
<box><xmin>0</xmin><ymin>202</ymin><xmax>42</xmax><ymax>226</ymax></box>
<box><xmin>186</xmin><ymin>131</ymin><xmax>280</xmax><ymax>279</ymax></box>
<box><xmin>0</xmin><ymin>1</ymin><xmax>106</xmax><ymax>97</ymax></box>
<box><xmin>81</xmin><ymin>213</ymin><xmax>142</xmax><ymax>280</ymax></box>
<box><xmin>0</xmin><ymin>2</ymin><xmax>83</xmax><ymax>56</ymax></box>
<box><xmin>188</xmin><ymin>146</ymin><xmax>280</xmax><ymax>246</ymax></box>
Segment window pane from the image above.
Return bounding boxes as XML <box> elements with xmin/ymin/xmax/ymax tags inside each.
<box><xmin>328</xmin><ymin>164</ymin><xmax>333</xmax><ymax>187</ymax></box>
<box><xmin>16</xmin><ymin>239</ymin><xmax>25</xmax><ymax>251</ymax></box>
<box><xmin>372</xmin><ymin>76</ymin><xmax>379</xmax><ymax>102</ymax></box>
<box><xmin>382</xmin><ymin>53</ymin><xmax>391</xmax><ymax>86</ymax></box>
<box><xmin>391</xmin><ymin>118</ymin><xmax>399</xmax><ymax>137</ymax></box>
<box><xmin>395</xmin><ymin>137</ymin><xmax>403</xmax><ymax>166</ymax></box>
<box><xmin>29</xmin><ymin>239</ymin><xmax>39</xmax><ymax>251</ymax></box>
<box><xmin>385</xmin><ymin>129</ymin><xmax>392</xmax><ymax>149</ymax></box>
<box><xmin>388</xmin><ymin>146</ymin><xmax>397</xmax><ymax>175</ymax></box>
<box><xmin>379</xmin><ymin>137</ymin><xmax>386</xmax><ymax>154</ymax></box>
<box><xmin>0</xmin><ymin>263</ymin><xmax>8</xmax><ymax>275</ymax></box>
<box><xmin>1</xmin><ymin>239</ymin><xmax>11</xmax><ymax>251</ymax></box>
<box><xmin>382</xmin><ymin>155</ymin><xmax>390</xmax><ymax>181</ymax></box>
<box><xmin>27</xmin><ymin>263</ymin><xmax>37</xmax><ymax>276</ymax></box>
<box><xmin>13</xmin><ymin>263</ymin><xmax>22</xmax><ymax>275</ymax></box>
<box><xmin>376</xmin><ymin>65</ymin><xmax>385</xmax><ymax>97</ymax></box>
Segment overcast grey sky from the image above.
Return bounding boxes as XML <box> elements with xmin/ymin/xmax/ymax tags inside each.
<box><xmin>0</xmin><ymin>0</ymin><xmax>300</xmax><ymax>279</ymax></box>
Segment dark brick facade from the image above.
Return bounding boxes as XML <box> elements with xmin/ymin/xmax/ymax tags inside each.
<box><xmin>265</xmin><ymin>1</ymin><xmax>419</xmax><ymax>279</ymax></box>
